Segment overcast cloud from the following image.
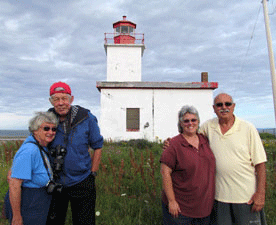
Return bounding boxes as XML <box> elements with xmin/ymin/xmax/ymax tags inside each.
<box><xmin>1</xmin><ymin>0</ymin><xmax>276</xmax><ymax>129</ymax></box>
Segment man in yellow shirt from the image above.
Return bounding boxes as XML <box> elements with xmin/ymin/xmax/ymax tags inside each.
<box><xmin>163</xmin><ymin>93</ymin><xmax>267</xmax><ymax>224</ymax></box>
<box><xmin>200</xmin><ymin>93</ymin><xmax>267</xmax><ymax>225</ymax></box>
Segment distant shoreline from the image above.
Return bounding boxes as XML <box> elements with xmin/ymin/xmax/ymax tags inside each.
<box><xmin>0</xmin><ymin>137</ymin><xmax>27</xmax><ymax>141</ymax></box>
<box><xmin>0</xmin><ymin>130</ymin><xmax>30</xmax><ymax>140</ymax></box>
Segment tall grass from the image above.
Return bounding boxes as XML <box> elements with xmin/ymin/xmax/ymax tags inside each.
<box><xmin>95</xmin><ymin>140</ymin><xmax>163</xmax><ymax>224</ymax></box>
<box><xmin>262</xmin><ymin>138</ymin><xmax>276</xmax><ymax>224</ymax></box>
<box><xmin>0</xmin><ymin>137</ymin><xmax>276</xmax><ymax>224</ymax></box>
<box><xmin>0</xmin><ymin>140</ymin><xmax>23</xmax><ymax>225</ymax></box>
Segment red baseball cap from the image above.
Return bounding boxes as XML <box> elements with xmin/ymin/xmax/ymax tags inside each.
<box><xmin>50</xmin><ymin>82</ymin><xmax>71</xmax><ymax>96</ymax></box>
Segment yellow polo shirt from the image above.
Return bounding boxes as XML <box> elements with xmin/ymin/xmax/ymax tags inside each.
<box><xmin>199</xmin><ymin>116</ymin><xmax>267</xmax><ymax>203</ymax></box>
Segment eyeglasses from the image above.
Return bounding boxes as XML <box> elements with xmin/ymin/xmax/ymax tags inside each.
<box><xmin>215</xmin><ymin>102</ymin><xmax>233</xmax><ymax>107</ymax></box>
<box><xmin>42</xmin><ymin>126</ymin><xmax>57</xmax><ymax>132</ymax></box>
<box><xmin>182</xmin><ymin>119</ymin><xmax>198</xmax><ymax>124</ymax></box>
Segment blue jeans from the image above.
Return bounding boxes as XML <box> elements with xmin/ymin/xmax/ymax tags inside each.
<box><xmin>162</xmin><ymin>202</ymin><xmax>210</xmax><ymax>225</ymax></box>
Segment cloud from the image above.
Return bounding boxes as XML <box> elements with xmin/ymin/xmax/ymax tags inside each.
<box><xmin>0</xmin><ymin>0</ymin><xmax>276</xmax><ymax>129</ymax></box>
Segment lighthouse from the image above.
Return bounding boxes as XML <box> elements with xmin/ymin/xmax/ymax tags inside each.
<box><xmin>104</xmin><ymin>16</ymin><xmax>145</xmax><ymax>82</ymax></box>
<box><xmin>97</xmin><ymin>16</ymin><xmax>218</xmax><ymax>142</ymax></box>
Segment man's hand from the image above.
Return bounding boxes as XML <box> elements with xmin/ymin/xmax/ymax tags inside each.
<box><xmin>248</xmin><ymin>162</ymin><xmax>266</xmax><ymax>212</ymax></box>
<box><xmin>163</xmin><ymin>138</ymin><xmax>171</xmax><ymax>151</ymax></box>
<box><xmin>247</xmin><ymin>192</ymin><xmax>265</xmax><ymax>212</ymax></box>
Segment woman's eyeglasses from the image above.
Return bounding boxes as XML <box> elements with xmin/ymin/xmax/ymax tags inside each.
<box><xmin>183</xmin><ymin>119</ymin><xmax>198</xmax><ymax>124</ymax></box>
<box><xmin>215</xmin><ymin>102</ymin><xmax>233</xmax><ymax>107</ymax></box>
<box><xmin>42</xmin><ymin>126</ymin><xmax>57</xmax><ymax>132</ymax></box>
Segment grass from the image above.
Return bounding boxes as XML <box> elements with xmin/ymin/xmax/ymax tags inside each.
<box><xmin>1</xmin><ymin>136</ymin><xmax>276</xmax><ymax>224</ymax></box>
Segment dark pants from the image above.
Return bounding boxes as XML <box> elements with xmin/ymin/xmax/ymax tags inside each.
<box><xmin>162</xmin><ymin>202</ymin><xmax>210</xmax><ymax>225</ymax></box>
<box><xmin>46</xmin><ymin>173</ymin><xmax>96</xmax><ymax>225</ymax></box>
<box><xmin>210</xmin><ymin>200</ymin><xmax>267</xmax><ymax>225</ymax></box>
<box><xmin>5</xmin><ymin>187</ymin><xmax>52</xmax><ymax>225</ymax></box>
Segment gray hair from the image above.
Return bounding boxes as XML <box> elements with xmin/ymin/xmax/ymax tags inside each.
<box><xmin>29</xmin><ymin>111</ymin><xmax>58</xmax><ymax>133</ymax></box>
<box><xmin>49</xmin><ymin>94</ymin><xmax>72</xmax><ymax>104</ymax></box>
<box><xmin>177</xmin><ymin>105</ymin><xmax>200</xmax><ymax>133</ymax></box>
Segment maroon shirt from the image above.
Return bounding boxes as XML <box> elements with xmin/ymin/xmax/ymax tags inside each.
<box><xmin>160</xmin><ymin>133</ymin><xmax>216</xmax><ymax>218</ymax></box>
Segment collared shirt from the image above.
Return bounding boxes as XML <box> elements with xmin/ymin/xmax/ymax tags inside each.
<box><xmin>11</xmin><ymin>135</ymin><xmax>51</xmax><ymax>188</ymax></box>
<box><xmin>160</xmin><ymin>133</ymin><xmax>216</xmax><ymax>218</ymax></box>
<box><xmin>199</xmin><ymin>116</ymin><xmax>267</xmax><ymax>203</ymax></box>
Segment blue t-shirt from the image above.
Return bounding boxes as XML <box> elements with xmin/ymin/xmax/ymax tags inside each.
<box><xmin>11</xmin><ymin>135</ymin><xmax>51</xmax><ymax>188</ymax></box>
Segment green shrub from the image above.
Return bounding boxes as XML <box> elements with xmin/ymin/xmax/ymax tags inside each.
<box><xmin>260</xmin><ymin>132</ymin><xmax>276</xmax><ymax>140</ymax></box>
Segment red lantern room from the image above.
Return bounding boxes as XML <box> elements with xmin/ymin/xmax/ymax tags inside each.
<box><xmin>113</xmin><ymin>16</ymin><xmax>136</xmax><ymax>44</ymax></box>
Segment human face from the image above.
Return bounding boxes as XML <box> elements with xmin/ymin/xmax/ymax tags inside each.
<box><xmin>213</xmin><ymin>93</ymin><xmax>235</xmax><ymax>120</ymax></box>
<box><xmin>33</xmin><ymin>122</ymin><xmax>57</xmax><ymax>147</ymax></box>
<box><xmin>50</xmin><ymin>93</ymin><xmax>74</xmax><ymax>118</ymax></box>
<box><xmin>181</xmin><ymin>113</ymin><xmax>199</xmax><ymax>136</ymax></box>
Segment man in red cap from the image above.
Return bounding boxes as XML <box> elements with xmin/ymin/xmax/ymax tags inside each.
<box><xmin>46</xmin><ymin>81</ymin><xmax>103</xmax><ymax>225</ymax></box>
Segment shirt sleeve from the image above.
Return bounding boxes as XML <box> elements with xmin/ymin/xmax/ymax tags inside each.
<box><xmin>88</xmin><ymin>112</ymin><xmax>104</xmax><ymax>150</ymax></box>
<box><xmin>248</xmin><ymin>124</ymin><xmax>267</xmax><ymax>165</ymax></box>
<box><xmin>160</xmin><ymin>145</ymin><xmax>177</xmax><ymax>170</ymax></box>
<box><xmin>11</xmin><ymin>144</ymin><xmax>38</xmax><ymax>181</ymax></box>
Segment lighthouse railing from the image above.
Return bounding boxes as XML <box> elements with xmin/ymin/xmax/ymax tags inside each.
<box><xmin>104</xmin><ymin>33</ymin><xmax>144</xmax><ymax>44</ymax></box>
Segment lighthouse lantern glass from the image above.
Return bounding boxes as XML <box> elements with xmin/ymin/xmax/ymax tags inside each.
<box><xmin>129</xmin><ymin>27</ymin><xmax>133</xmax><ymax>34</ymax></box>
<box><xmin>115</xmin><ymin>26</ymin><xmax>134</xmax><ymax>35</ymax></box>
<box><xmin>121</xmin><ymin>26</ymin><xmax>128</xmax><ymax>34</ymax></box>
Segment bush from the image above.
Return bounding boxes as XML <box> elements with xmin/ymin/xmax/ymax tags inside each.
<box><xmin>260</xmin><ymin>132</ymin><xmax>276</xmax><ymax>140</ymax></box>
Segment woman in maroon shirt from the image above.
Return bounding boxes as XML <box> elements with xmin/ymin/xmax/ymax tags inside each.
<box><xmin>160</xmin><ymin>105</ymin><xmax>215</xmax><ymax>225</ymax></box>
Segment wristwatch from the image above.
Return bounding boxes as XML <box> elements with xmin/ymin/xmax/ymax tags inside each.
<box><xmin>91</xmin><ymin>171</ymin><xmax>97</xmax><ymax>177</ymax></box>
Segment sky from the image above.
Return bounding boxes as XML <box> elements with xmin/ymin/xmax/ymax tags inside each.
<box><xmin>1</xmin><ymin>0</ymin><xmax>276</xmax><ymax>130</ymax></box>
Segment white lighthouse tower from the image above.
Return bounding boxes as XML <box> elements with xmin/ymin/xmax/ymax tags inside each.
<box><xmin>104</xmin><ymin>16</ymin><xmax>145</xmax><ymax>81</ymax></box>
<box><xmin>97</xmin><ymin>16</ymin><xmax>218</xmax><ymax>142</ymax></box>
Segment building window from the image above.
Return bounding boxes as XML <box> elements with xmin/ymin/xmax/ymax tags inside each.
<box><xmin>126</xmin><ymin>108</ymin><xmax>140</xmax><ymax>131</ymax></box>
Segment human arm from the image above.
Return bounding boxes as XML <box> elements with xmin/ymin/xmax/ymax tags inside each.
<box><xmin>9</xmin><ymin>177</ymin><xmax>24</xmax><ymax>225</ymax></box>
<box><xmin>7</xmin><ymin>168</ymin><xmax>12</xmax><ymax>184</ymax></box>
<box><xmin>91</xmin><ymin>148</ymin><xmax>102</xmax><ymax>172</ymax></box>
<box><xmin>162</xmin><ymin>138</ymin><xmax>171</xmax><ymax>151</ymax></box>
<box><xmin>248</xmin><ymin>162</ymin><xmax>266</xmax><ymax>212</ymax></box>
<box><xmin>160</xmin><ymin>163</ymin><xmax>181</xmax><ymax>217</ymax></box>
<box><xmin>87</xmin><ymin>112</ymin><xmax>103</xmax><ymax>173</ymax></box>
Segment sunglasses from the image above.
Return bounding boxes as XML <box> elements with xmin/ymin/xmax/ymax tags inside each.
<box><xmin>183</xmin><ymin>119</ymin><xmax>198</xmax><ymax>124</ymax></box>
<box><xmin>42</xmin><ymin>126</ymin><xmax>57</xmax><ymax>132</ymax></box>
<box><xmin>215</xmin><ymin>102</ymin><xmax>233</xmax><ymax>107</ymax></box>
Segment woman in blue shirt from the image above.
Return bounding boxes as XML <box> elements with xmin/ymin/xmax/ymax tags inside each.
<box><xmin>5</xmin><ymin>111</ymin><xmax>58</xmax><ymax>225</ymax></box>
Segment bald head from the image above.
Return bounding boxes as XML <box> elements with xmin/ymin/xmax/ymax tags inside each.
<box><xmin>213</xmin><ymin>93</ymin><xmax>234</xmax><ymax>105</ymax></box>
<box><xmin>213</xmin><ymin>93</ymin><xmax>235</xmax><ymax>121</ymax></box>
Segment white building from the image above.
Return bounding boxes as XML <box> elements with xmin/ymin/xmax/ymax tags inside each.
<box><xmin>97</xmin><ymin>16</ymin><xmax>218</xmax><ymax>142</ymax></box>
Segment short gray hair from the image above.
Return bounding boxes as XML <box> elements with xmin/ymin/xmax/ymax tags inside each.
<box><xmin>177</xmin><ymin>105</ymin><xmax>200</xmax><ymax>133</ymax></box>
<box><xmin>29</xmin><ymin>111</ymin><xmax>58</xmax><ymax>133</ymax></box>
<box><xmin>49</xmin><ymin>94</ymin><xmax>72</xmax><ymax>104</ymax></box>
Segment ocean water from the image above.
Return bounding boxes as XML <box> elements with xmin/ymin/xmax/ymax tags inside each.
<box><xmin>0</xmin><ymin>130</ymin><xmax>30</xmax><ymax>137</ymax></box>
<box><xmin>0</xmin><ymin>128</ymin><xmax>274</xmax><ymax>138</ymax></box>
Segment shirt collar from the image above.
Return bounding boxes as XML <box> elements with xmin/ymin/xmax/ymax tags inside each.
<box><xmin>179</xmin><ymin>133</ymin><xmax>207</xmax><ymax>147</ymax></box>
<box><xmin>210</xmin><ymin>115</ymin><xmax>241</xmax><ymax>135</ymax></box>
